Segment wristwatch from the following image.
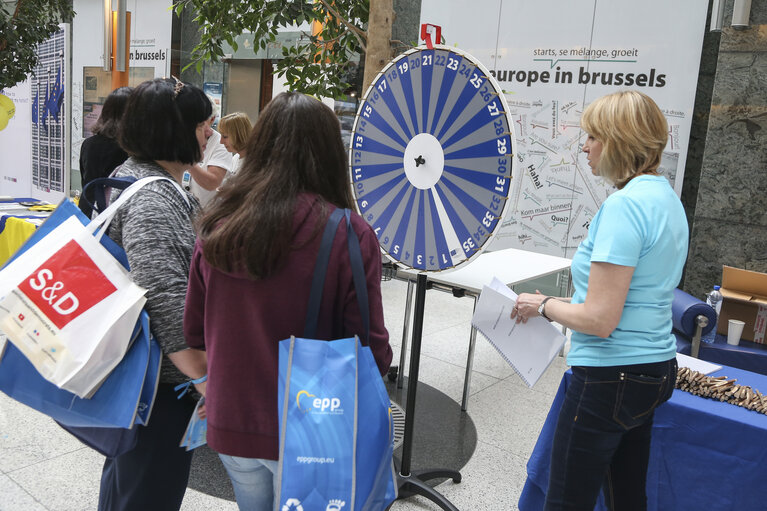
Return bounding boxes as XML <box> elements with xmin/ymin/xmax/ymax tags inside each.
<box><xmin>537</xmin><ymin>296</ymin><xmax>554</xmax><ymax>320</ymax></box>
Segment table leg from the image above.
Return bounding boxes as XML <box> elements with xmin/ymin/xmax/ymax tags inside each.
<box><xmin>397</xmin><ymin>279</ymin><xmax>415</xmax><ymax>390</ymax></box>
<box><xmin>461</xmin><ymin>295</ymin><xmax>479</xmax><ymax>412</ymax></box>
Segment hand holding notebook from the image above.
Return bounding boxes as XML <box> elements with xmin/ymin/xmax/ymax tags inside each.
<box><xmin>472</xmin><ymin>278</ymin><xmax>566</xmax><ymax>387</ymax></box>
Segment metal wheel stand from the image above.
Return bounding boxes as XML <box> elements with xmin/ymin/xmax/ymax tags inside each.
<box><xmin>391</xmin><ymin>272</ymin><xmax>461</xmax><ymax>510</ymax></box>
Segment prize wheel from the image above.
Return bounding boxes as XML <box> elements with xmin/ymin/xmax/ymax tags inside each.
<box><xmin>349</xmin><ymin>45</ymin><xmax>516</xmax><ymax>272</ymax></box>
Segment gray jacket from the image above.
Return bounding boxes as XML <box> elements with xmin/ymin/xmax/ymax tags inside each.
<box><xmin>108</xmin><ymin>157</ymin><xmax>200</xmax><ymax>384</ymax></box>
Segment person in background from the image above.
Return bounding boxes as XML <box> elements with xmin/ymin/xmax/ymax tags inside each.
<box><xmin>78</xmin><ymin>86</ymin><xmax>132</xmax><ymax>218</ymax></box>
<box><xmin>185</xmin><ymin>97</ymin><xmax>232</xmax><ymax>207</ymax></box>
<box><xmin>183</xmin><ymin>92</ymin><xmax>393</xmax><ymax>511</ymax></box>
<box><xmin>218</xmin><ymin>111</ymin><xmax>252</xmax><ymax>176</ymax></box>
<box><xmin>100</xmin><ymin>77</ymin><xmax>209</xmax><ymax>511</ymax></box>
<box><xmin>511</xmin><ymin>90</ymin><xmax>688</xmax><ymax>511</ymax></box>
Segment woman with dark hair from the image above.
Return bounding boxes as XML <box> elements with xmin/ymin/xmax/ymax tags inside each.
<box><xmin>184</xmin><ymin>97</ymin><xmax>232</xmax><ymax>207</ymax></box>
<box><xmin>183</xmin><ymin>92</ymin><xmax>393</xmax><ymax>510</ymax></box>
<box><xmin>98</xmin><ymin>77</ymin><xmax>209</xmax><ymax>511</ymax></box>
<box><xmin>512</xmin><ymin>90</ymin><xmax>688</xmax><ymax>510</ymax></box>
<box><xmin>78</xmin><ymin>86</ymin><xmax>132</xmax><ymax>217</ymax></box>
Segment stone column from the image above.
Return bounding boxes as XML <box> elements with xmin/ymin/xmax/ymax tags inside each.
<box><xmin>684</xmin><ymin>0</ymin><xmax>767</xmax><ymax>297</ymax></box>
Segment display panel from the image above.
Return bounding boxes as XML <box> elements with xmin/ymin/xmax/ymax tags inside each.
<box><xmin>420</xmin><ymin>0</ymin><xmax>708</xmax><ymax>257</ymax></box>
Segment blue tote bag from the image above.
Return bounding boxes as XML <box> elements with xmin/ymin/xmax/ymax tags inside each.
<box><xmin>276</xmin><ymin>208</ymin><xmax>397</xmax><ymax>511</ymax></box>
<box><xmin>0</xmin><ymin>198</ymin><xmax>161</xmax><ymax>439</ymax></box>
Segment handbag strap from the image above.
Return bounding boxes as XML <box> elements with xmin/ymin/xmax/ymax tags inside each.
<box><xmin>87</xmin><ymin>176</ymin><xmax>190</xmax><ymax>241</ymax></box>
<box><xmin>303</xmin><ymin>207</ymin><xmax>370</xmax><ymax>343</ymax></box>
<box><xmin>81</xmin><ymin>176</ymin><xmax>138</xmax><ymax>215</ymax></box>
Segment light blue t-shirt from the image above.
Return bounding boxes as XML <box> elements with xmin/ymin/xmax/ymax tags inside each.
<box><xmin>568</xmin><ymin>175</ymin><xmax>689</xmax><ymax>367</ymax></box>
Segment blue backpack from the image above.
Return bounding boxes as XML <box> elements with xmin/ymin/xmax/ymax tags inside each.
<box><xmin>81</xmin><ymin>176</ymin><xmax>137</xmax><ymax>216</ymax></box>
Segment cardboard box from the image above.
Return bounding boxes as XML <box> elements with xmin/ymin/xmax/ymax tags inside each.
<box><xmin>717</xmin><ymin>266</ymin><xmax>767</xmax><ymax>343</ymax></box>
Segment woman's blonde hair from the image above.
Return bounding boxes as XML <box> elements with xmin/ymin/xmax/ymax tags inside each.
<box><xmin>580</xmin><ymin>90</ymin><xmax>668</xmax><ymax>188</ymax></box>
<box><xmin>218</xmin><ymin>112</ymin><xmax>253</xmax><ymax>153</ymax></box>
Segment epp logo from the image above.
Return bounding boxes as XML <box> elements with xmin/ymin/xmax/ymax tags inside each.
<box><xmin>327</xmin><ymin>499</ymin><xmax>346</xmax><ymax>511</ymax></box>
<box><xmin>296</xmin><ymin>390</ymin><xmax>341</xmax><ymax>414</ymax></box>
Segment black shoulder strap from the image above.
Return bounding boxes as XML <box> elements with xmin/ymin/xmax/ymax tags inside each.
<box><xmin>303</xmin><ymin>208</ymin><xmax>370</xmax><ymax>343</ymax></box>
<box><xmin>82</xmin><ymin>176</ymin><xmax>138</xmax><ymax>215</ymax></box>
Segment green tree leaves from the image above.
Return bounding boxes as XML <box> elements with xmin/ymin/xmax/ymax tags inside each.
<box><xmin>0</xmin><ymin>0</ymin><xmax>75</xmax><ymax>90</ymax></box>
<box><xmin>174</xmin><ymin>0</ymin><xmax>369</xmax><ymax>99</ymax></box>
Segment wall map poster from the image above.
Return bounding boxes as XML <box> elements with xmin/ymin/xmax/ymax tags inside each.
<box><xmin>420</xmin><ymin>0</ymin><xmax>707</xmax><ymax>257</ymax></box>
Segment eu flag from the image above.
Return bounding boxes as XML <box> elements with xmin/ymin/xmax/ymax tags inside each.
<box><xmin>48</xmin><ymin>68</ymin><xmax>63</xmax><ymax>122</ymax></box>
<box><xmin>32</xmin><ymin>90</ymin><xmax>38</xmax><ymax>124</ymax></box>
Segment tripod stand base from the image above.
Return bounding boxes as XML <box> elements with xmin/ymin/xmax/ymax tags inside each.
<box><xmin>389</xmin><ymin>458</ymin><xmax>461</xmax><ymax>511</ymax></box>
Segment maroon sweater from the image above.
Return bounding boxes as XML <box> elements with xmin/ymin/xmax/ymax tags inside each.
<box><xmin>184</xmin><ymin>195</ymin><xmax>393</xmax><ymax>459</ymax></box>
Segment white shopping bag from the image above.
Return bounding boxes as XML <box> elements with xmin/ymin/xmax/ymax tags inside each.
<box><xmin>0</xmin><ymin>177</ymin><xmax>173</xmax><ymax>398</ymax></box>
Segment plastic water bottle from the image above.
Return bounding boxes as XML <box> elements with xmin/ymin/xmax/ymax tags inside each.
<box><xmin>707</xmin><ymin>285</ymin><xmax>723</xmax><ymax>315</ymax></box>
<box><xmin>702</xmin><ymin>285</ymin><xmax>723</xmax><ymax>343</ymax></box>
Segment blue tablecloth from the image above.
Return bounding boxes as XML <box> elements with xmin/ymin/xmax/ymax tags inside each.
<box><xmin>520</xmin><ymin>365</ymin><xmax>767</xmax><ymax>511</ymax></box>
<box><xmin>676</xmin><ymin>332</ymin><xmax>767</xmax><ymax>376</ymax></box>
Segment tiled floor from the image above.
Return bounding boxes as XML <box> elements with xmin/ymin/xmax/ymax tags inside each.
<box><xmin>0</xmin><ymin>277</ymin><xmax>569</xmax><ymax>511</ymax></box>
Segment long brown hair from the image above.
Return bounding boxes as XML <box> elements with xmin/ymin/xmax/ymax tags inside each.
<box><xmin>197</xmin><ymin>92</ymin><xmax>354</xmax><ymax>278</ymax></box>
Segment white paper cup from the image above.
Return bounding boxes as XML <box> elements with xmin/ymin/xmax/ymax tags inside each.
<box><xmin>727</xmin><ymin>319</ymin><xmax>746</xmax><ymax>346</ymax></box>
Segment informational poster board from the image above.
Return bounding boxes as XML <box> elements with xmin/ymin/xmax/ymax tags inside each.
<box><xmin>0</xmin><ymin>81</ymin><xmax>33</xmax><ymax>197</ymax></box>
<box><xmin>420</xmin><ymin>0</ymin><xmax>707</xmax><ymax>257</ymax></box>
<box><xmin>0</xmin><ymin>24</ymin><xmax>71</xmax><ymax>203</ymax></box>
<box><xmin>0</xmin><ymin>26</ymin><xmax>74</xmax><ymax>202</ymax></box>
<box><xmin>72</xmin><ymin>0</ymin><xmax>173</xmax><ymax>173</ymax></box>
<box><xmin>28</xmin><ymin>25</ymin><xmax>70</xmax><ymax>204</ymax></box>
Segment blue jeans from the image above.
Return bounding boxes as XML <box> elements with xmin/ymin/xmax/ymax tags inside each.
<box><xmin>544</xmin><ymin>358</ymin><xmax>677</xmax><ymax>511</ymax></box>
<box><xmin>218</xmin><ymin>454</ymin><xmax>278</xmax><ymax>511</ymax></box>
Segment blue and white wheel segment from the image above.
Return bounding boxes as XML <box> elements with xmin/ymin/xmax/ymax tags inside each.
<box><xmin>350</xmin><ymin>45</ymin><xmax>516</xmax><ymax>272</ymax></box>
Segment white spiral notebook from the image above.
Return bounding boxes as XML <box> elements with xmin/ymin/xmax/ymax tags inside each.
<box><xmin>471</xmin><ymin>278</ymin><xmax>566</xmax><ymax>387</ymax></box>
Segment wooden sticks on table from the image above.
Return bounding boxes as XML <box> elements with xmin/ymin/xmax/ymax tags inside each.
<box><xmin>676</xmin><ymin>367</ymin><xmax>767</xmax><ymax>415</ymax></box>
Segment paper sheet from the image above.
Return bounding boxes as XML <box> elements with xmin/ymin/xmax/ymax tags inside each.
<box><xmin>676</xmin><ymin>353</ymin><xmax>721</xmax><ymax>375</ymax></box>
<box><xmin>180</xmin><ymin>397</ymin><xmax>208</xmax><ymax>451</ymax></box>
<box><xmin>472</xmin><ymin>280</ymin><xmax>566</xmax><ymax>387</ymax></box>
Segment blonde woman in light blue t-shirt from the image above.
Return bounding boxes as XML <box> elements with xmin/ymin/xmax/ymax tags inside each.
<box><xmin>512</xmin><ymin>90</ymin><xmax>688</xmax><ymax>511</ymax></box>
